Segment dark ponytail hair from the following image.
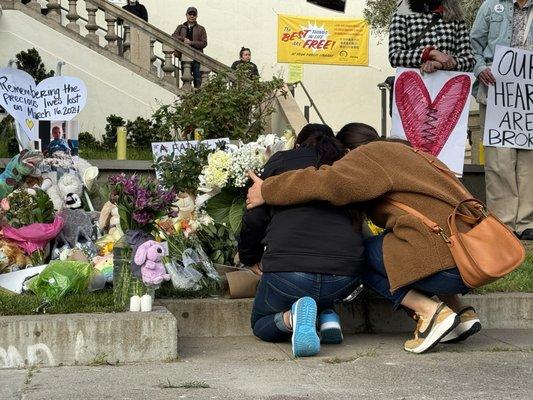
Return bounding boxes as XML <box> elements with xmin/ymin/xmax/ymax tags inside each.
<box><xmin>239</xmin><ymin>47</ymin><xmax>251</xmax><ymax>58</ymax></box>
<box><xmin>295</xmin><ymin>124</ymin><xmax>345</xmax><ymax>167</ymax></box>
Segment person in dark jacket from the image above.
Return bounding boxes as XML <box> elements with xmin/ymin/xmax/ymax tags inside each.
<box><xmin>122</xmin><ymin>0</ymin><xmax>148</xmax><ymax>22</ymax></box>
<box><xmin>239</xmin><ymin>124</ymin><xmax>363</xmax><ymax>357</ymax></box>
<box><xmin>231</xmin><ymin>47</ymin><xmax>259</xmax><ymax>78</ymax></box>
<box><xmin>172</xmin><ymin>7</ymin><xmax>208</xmax><ymax>88</ymax></box>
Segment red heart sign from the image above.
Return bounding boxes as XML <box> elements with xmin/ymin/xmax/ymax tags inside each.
<box><xmin>395</xmin><ymin>71</ymin><xmax>471</xmax><ymax>156</ymax></box>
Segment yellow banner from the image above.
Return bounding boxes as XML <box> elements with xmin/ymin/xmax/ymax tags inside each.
<box><xmin>277</xmin><ymin>14</ymin><xmax>369</xmax><ymax>66</ymax></box>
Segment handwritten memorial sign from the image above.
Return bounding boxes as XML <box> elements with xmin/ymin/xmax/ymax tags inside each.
<box><xmin>152</xmin><ymin>138</ymin><xmax>230</xmax><ymax>160</ymax></box>
<box><xmin>484</xmin><ymin>45</ymin><xmax>533</xmax><ymax>150</ymax></box>
<box><xmin>391</xmin><ymin>68</ymin><xmax>473</xmax><ymax>175</ymax></box>
<box><xmin>0</xmin><ymin>68</ymin><xmax>87</xmax><ymax>139</ymax></box>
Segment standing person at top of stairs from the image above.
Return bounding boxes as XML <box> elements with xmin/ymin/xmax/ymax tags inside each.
<box><xmin>122</xmin><ymin>0</ymin><xmax>148</xmax><ymax>22</ymax></box>
<box><xmin>172</xmin><ymin>6</ymin><xmax>208</xmax><ymax>88</ymax></box>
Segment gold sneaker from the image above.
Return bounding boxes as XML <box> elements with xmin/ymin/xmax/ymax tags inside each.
<box><xmin>441</xmin><ymin>307</ymin><xmax>482</xmax><ymax>343</ymax></box>
<box><xmin>404</xmin><ymin>303</ymin><xmax>459</xmax><ymax>354</ymax></box>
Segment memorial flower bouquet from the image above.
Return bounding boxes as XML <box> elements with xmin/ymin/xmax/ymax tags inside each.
<box><xmin>0</xmin><ymin>188</ymin><xmax>64</xmax><ymax>264</ymax></box>
<box><xmin>108</xmin><ymin>173</ymin><xmax>176</xmax><ymax>233</ymax></box>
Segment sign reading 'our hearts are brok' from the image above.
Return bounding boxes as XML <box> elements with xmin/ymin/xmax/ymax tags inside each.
<box><xmin>0</xmin><ymin>67</ymin><xmax>87</xmax><ymax>139</ymax></box>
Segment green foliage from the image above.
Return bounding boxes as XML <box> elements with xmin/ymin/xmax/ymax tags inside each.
<box><xmin>205</xmin><ymin>188</ymin><xmax>246</xmax><ymax>235</ymax></box>
<box><xmin>363</xmin><ymin>0</ymin><xmax>485</xmax><ymax>36</ymax></box>
<box><xmin>154</xmin><ymin>143</ymin><xmax>212</xmax><ymax>192</ymax></box>
<box><xmin>78</xmin><ymin>131</ymin><xmax>102</xmax><ymax>150</ymax></box>
<box><xmin>0</xmin><ymin>290</ymin><xmax>120</xmax><ymax>316</ymax></box>
<box><xmin>102</xmin><ymin>114</ymin><xmax>125</xmax><ymax>148</ymax></box>
<box><xmin>3</xmin><ymin>189</ymin><xmax>54</xmax><ymax>228</ymax></box>
<box><xmin>197</xmin><ymin>222</ymin><xmax>238</xmax><ymax>266</ymax></box>
<box><xmin>152</xmin><ymin>69</ymin><xmax>285</xmax><ymax>142</ymax></box>
<box><xmin>363</xmin><ymin>0</ymin><xmax>398</xmax><ymax>37</ymax></box>
<box><xmin>0</xmin><ymin>116</ymin><xmax>19</xmax><ymax>158</ymax></box>
<box><xmin>15</xmin><ymin>48</ymin><xmax>54</xmax><ymax>83</ymax></box>
<box><xmin>475</xmin><ymin>253</ymin><xmax>533</xmax><ymax>294</ymax></box>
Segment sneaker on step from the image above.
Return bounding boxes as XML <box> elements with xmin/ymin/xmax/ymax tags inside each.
<box><xmin>291</xmin><ymin>297</ymin><xmax>320</xmax><ymax>357</ymax></box>
<box><xmin>440</xmin><ymin>306</ymin><xmax>481</xmax><ymax>344</ymax></box>
<box><xmin>318</xmin><ymin>309</ymin><xmax>343</xmax><ymax>344</ymax></box>
<box><xmin>404</xmin><ymin>303</ymin><xmax>459</xmax><ymax>354</ymax></box>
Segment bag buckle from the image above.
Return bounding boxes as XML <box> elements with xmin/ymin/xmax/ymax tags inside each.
<box><xmin>439</xmin><ymin>228</ymin><xmax>451</xmax><ymax>244</ymax></box>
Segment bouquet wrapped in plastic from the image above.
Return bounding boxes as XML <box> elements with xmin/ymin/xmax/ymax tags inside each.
<box><xmin>27</xmin><ymin>260</ymin><xmax>92</xmax><ymax>303</ymax></box>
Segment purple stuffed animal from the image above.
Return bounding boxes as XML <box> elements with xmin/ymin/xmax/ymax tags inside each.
<box><xmin>133</xmin><ymin>240</ymin><xmax>170</xmax><ymax>286</ymax></box>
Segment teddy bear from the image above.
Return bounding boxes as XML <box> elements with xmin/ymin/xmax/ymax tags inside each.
<box><xmin>99</xmin><ymin>201</ymin><xmax>122</xmax><ymax>234</ymax></box>
<box><xmin>133</xmin><ymin>240</ymin><xmax>170</xmax><ymax>286</ymax></box>
<box><xmin>0</xmin><ymin>240</ymin><xmax>32</xmax><ymax>274</ymax></box>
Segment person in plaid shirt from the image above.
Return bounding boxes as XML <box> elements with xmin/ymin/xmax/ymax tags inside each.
<box><xmin>389</xmin><ymin>0</ymin><xmax>475</xmax><ymax>73</ymax></box>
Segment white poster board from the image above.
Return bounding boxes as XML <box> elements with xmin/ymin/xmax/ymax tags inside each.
<box><xmin>391</xmin><ymin>68</ymin><xmax>473</xmax><ymax>175</ymax></box>
<box><xmin>0</xmin><ymin>68</ymin><xmax>87</xmax><ymax>141</ymax></box>
<box><xmin>151</xmin><ymin>138</ymin><xmax>230</xmax><ymax>160</ymax></box>
<box><xmin>484</xmin><ymin>45</ymin><xmax>533</xmax><ymax>150</ymax></box>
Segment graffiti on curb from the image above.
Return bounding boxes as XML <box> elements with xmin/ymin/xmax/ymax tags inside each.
<box><xmin>0</xmin><ymin>344</ymin><xmax>55</xmax><ymax>368</ymax></box>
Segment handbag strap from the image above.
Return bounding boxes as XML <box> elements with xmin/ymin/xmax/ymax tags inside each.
<box><xmin>386</xmin><ymin>198</ymin><xmax>441</xmax><ymax>233</ymax></box>
<box><xmin>410</xmin><ymin>148</ymin><xmax>472</xmax><ymax>199</ymax></box>
<box><xmin>383</xmin><ymin>148</ymin><xmax>482</xmax><ymax>240</ymax></box>
<box><xmin>409</xmin><ymin>14</ymin><xmax>441</xmax><ymax>50</ymax></box>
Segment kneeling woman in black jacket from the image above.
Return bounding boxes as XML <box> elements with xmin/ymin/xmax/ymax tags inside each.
<box><xmin>238</xmin><ymin>124</ymin><xmax>364</xmax><ymax>357</ymax></box>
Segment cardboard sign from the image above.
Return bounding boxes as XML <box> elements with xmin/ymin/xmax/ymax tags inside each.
<box><xmin>484</xmin><ymin>45</ymin><xmax>533</xmax><ymax>150</ymax></box>
<box><xmin>392</xmin><ymin>68</ymin><xmax>473</xmax><ymax>175</ymax></box>
<box><xmin>0</xmin><ymin>68</ymin><xmax>87</xmax><ymax>140</ymax></box>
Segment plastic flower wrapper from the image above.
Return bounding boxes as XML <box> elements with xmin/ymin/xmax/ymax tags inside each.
<box><xmin>27</xmin><ymin>260</ymin><xmax>93</xmax><ymax>304</ymax></box>
<box><xmin>255</xmin><ymin>133</ymin><xmax>288</xmax><ymax>161</ymax></box>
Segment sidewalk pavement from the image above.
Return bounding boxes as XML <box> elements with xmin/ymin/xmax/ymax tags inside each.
<box><xmin>1</xmin><ymin>330</ymin><xmax>532</xmax><ymax>400</ymax></box>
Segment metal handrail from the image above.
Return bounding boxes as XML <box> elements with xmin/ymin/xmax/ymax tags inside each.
<box><xmin>288</xmin><ymin>81</ymin><xmax>326</xmax><ymax>124</ymax></box>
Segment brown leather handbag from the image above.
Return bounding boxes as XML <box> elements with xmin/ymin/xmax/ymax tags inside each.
<box><xmin>387</xmin><ymin>150</ymin><xmax>526</xmax><ymax>288</ymax></box>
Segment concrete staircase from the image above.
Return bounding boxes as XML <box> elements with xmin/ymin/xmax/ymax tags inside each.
<box><xmin>0</xmin><ymin>0</ymin><xmax>307</xmax><ymax>134</ymax></box>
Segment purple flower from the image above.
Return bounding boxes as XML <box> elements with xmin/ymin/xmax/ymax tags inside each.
<box><xmin>133</xmin><ymin>210</ymin><xmax>153</xmax><ymax>226</ymax></box>
<box><xmin>134</xmin><ymin>188</ymin><xmax>151</xmax><ymax>209</ymax></box>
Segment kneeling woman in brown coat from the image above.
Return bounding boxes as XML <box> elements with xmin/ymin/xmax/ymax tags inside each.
<box><xmin>246</xmin><ymin>130</ymin><xmax>481</xmax><ymax>354</ymax></box>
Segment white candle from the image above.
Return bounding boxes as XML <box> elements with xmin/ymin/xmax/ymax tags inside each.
<box><xmin>140</xmin><ymin>294</ymin><xmax>152</xmax><ymax>312</ymax></box>
<box><xmin>129</xmin><ymin>295</ymin><xmax>141</xmax><ymax>312</ymax></box>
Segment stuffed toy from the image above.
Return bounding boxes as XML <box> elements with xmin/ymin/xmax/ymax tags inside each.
<box><xmin>0</xmin><ymin>240</ymin><xmax>32</xmax><ymax>274</ymax></box>
<box><xmin>99</xmin><ymin>201</ymin><xmax>122</xmax><ymax>233</ymax></box>
<box><xmin>133</xmin><ymin>240</ymin><xmax>170</xmax><ymax>286</ymax></box>
<box><xmin>0</xmin><ymin>150</ymin><xmax>43</xmax><ymax>199</ymax></box>
<box><xmin>58</xmin><ymin>173</ymin><xmax>83</xmax><ymax>202</ymax></box>
<box><xmin>41</xmin><ymin>177</ymin><xmax>64</xmax><ymax>211</ymax></box>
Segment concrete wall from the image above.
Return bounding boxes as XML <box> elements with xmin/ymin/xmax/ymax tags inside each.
<box><xmin>0</xmin><ymin>9</ymin><xmax>176</xmax><ymax>138</ymax></box>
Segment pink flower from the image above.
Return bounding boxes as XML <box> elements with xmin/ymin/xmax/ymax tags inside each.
<box><xmin>0</xmin><ymin>198</ymin><xmax>10</xmax><ymax>211</ymax></box>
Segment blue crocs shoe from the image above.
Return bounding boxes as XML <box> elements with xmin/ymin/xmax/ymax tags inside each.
<box><xmin>318</xmin><ymin>309</ymin><xmax>343</xmax><ymax>344</ymax></box>
<box><xmin>291</xmin><ymin>297</ymin><xmax>320</xmax><ymax>357</ymax></box>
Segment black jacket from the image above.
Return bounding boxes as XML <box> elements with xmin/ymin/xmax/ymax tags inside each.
<box><xmin>238</xmin><ymin>148</ymin><xmax>364</xmax><ymax>276</ymax></box>
<box><xmin>123</xmin><ymin>3</ymin><xmax>148</xmax><ymax>22</ymax></box>
<box><xmin>231</xmin><ymin>60</ymin><xmax>259</xmax><ymax>77</ymax></box>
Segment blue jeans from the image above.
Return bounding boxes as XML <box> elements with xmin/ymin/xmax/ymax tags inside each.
<box><xmin>251</xmin><ymin>272</ymin><xmax>360</xmax><ymax>342</ymax></box>
<box><xmin>180</xmin><ymin>60</ymin><xmax>202</xmax><ymax>88</ymax></box>
<box><xmin>362</xmin><ymin>235</ymin><xmax>471</xmax><ymax>310</ymax></box>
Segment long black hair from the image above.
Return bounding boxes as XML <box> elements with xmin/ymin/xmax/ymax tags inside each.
<box><xmin>295</xmin><ymin>124</ymin><xmax>345</xmax><ymax>167</ymax></box>
<box><xmin>336</xmin><ymin>122</ymin><xmax>412</xmax><ymax>151</ymax></box>
<box><xmin>336</xmin><ymin>123</ymin><xmax>380</xmax><ymax>151</ymax></box>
